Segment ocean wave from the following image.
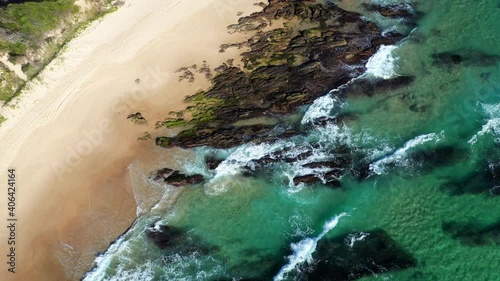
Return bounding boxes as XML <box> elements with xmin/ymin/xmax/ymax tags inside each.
<box><xmin>369</xmin><ymin>131</ymin><xmax>444</xmax><ymax>175</ymax></box>
<box><xmin>274</xmin><ymin>213</ymin><xmax>348</xmax><ymax>281</ymax></box>
<box><xmin>83</xmin><ymin>235</ymin><xmax>128</xmax><ymax>281</ymax></box>
<box><xmin>345</xmin><ymin>232</ymin><xmax>370</xmax><ymax>248</ymax></box>
<box><xmin>365</xmin><ymin>45</ymin><xmax>399</xmax><ymax>79</ymax></box>
<box><xmin>301</xmin><ymin>94</ymin><xmax>344</xmax><ymax>125</ymax></box>
<box><xmin>370</xmin><ymin>0</ymin><xmax>413</xmax><ymax>5</ymax></box>
<box><xmin>469</xmin><ymin>103</ymin><xmax>500</xmax><ymax>145</ymax></box>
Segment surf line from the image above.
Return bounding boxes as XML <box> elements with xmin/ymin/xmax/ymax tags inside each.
<box><xmin>274</xmin><ymin>212</ymin><xmax>348</xmax><ymax>281</ymax></box>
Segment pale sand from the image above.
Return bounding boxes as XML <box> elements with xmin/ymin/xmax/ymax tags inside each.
<box><xmin>0</xmin><ymin>0</ymin><xmax>262</xmax><ymax>280</ymax></box>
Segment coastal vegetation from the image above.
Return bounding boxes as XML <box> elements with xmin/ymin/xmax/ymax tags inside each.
<box><xmin>0</xmin><ymin>0</ymin><xmax>122</xmax><ymax>102</ymax></box>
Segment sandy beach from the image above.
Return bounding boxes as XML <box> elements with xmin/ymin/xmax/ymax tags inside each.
<box><xmin>0</xmin><ymin>0</ymin><xmax>261</xmax><ymax>280</ymax></box>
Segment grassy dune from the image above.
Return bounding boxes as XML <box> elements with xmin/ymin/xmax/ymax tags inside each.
<box><xmin>0</xmin><ymin>0</ymin><xmax>120</xmax><ymax>102</ymax></box>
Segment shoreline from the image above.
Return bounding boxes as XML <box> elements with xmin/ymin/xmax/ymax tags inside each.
<box><xmin>0</xmin><ymin>0</ymin><xmax>263</xmax><ymax>280</ymax></box>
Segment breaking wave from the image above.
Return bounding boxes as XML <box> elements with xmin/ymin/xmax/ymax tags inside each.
<box><xmin>369</xmin><ymin>132</ymin><xmax>444</xmax><ymax>175</ymax></box>
<box><xmin>274</xmin><ymin>213</ymin><xmax>348</xmax><ymax>281</ymax></box>
<box><xmin>365</xmin><ymin>45</ymin><xmax>399</xmax><ymax>79</ymax></box>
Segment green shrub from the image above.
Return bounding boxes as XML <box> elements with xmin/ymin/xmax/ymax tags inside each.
<box><xmin>0</xmin><ymin>0</ymin><xmax>78</xmax><ymax>40</ymax></box>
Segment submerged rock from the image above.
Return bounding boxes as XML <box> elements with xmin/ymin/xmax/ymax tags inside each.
<box><xmin>311</xmin><ymin>114</ymin><xmax>358</xmax><ymax>127</ymax></box>
<box><xmin>363</xmin><ymin>3</ymin><xmax>415</xmax><ymax>19</ymax></box>
<box><xmin>343</xmin><ymin>76</ymin><xmax>416</xmax><ymax>97</ymax></box>
<box><xmin>305</xmin><ymin>229</ymin><xmax>417</xmax><ymax>280</ymax></box>
<box><xmin>440</xmin><ymin>162</ymin><xmax>500</xmax><ymax>196</ymax></box>
<box><xmin>410</xmin><ymin>145</ymin><xmax>468</xmax><ymax>171</ymax></box>
<box><xmin>490</xmin><ymin>186</ymin><xmax>500</xmax><ymax>196</ymax></box>
<box><xmin>151</xmin><ymin>168</ymin><xmax>204</xmax><ymax>186</ymax></box>
<box><xmin>145</xmin><ymin>225</ymin><xmax>184</xmax><ymax>250</ymax></box>
<box><xmin>205</xmin><ymin>156</ymin><xmax>225</xmax><ymax>170</ymax></box>
<box><xmin>292</xmin><ymin>172</ymin><xmax>342</xmax><ymax>188</ymax></box>
<box><xmin>138</xmin><ymin>132</ymin><xmax>152</xmax><ymax>141</ymax></box>
<box><xmin>442</xmin><ymin>220</ymin><xmax>500</xmax><ymax>246</ymax></box>
<box><xmin>145</xmin><ymin>224</ymin><xmax>216</xmax><ymax>255</ymax></box>
<box><xmin>432</xmin><ymin>49</ymin><xmax>500</xmax><ymax>69</ymax></box>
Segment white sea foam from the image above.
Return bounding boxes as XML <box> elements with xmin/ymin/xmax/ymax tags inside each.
<box><xmin>274</xmin><ymin>213</ymin><xmax>348</xmax><ymax>281</ymax></box>
<box><xmin>301</xmin><ymin>93</ymin><xmax>344</xmax><ymax>124</ymax></box>
<box><xmin>373</xmin><ymin>0</ymin><xmax>411</xmax><ymax>5</ymax></box>
<box><xmin>369</xmin><ymin>132</ymin><xmax>443</xmax><ymax>175</ymax></box>
<box><xmin>346</xmin><ymin>232</ymin><xmax>369</xmax><ymax>248</ymax></box>
<box><xmin>301</xmin><ymin>74</ymin><xmax>367</xmax><ymax>125</ymax></box>
<box><xmin>365</xmin><ymin>45</ymin><xmax>399</xmax><ymax>79</ymax></box>
<box><xmin>213</xmin><ymin>141</ymin><xmax>288</xmax><ymax>177</ymax></box>
<box><xmin>109</xmin><ymin>262</ymin><xmax>156</xmax><ymax>281</ymax></box>
<box><xmin>288</xmin><ymin>211</ymin><xmax>314</xmax><ymax>238</ymax></box>
<box><xmin>83</xmin><ymin>236</ymin><xmax>128</xmax><ymax>281</ymax></box>
<box><xmin>469</xmin><ymin>103</ymin><xmax>500</xmax><ymax>145</ymax></box>
<box><xmin>204</xmin><ymin>141</ymin><xmax>291</xmax><ymax>194</ymax></box>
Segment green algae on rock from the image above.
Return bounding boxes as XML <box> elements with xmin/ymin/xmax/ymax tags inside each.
<box><xmin>155</xmin><ymin>0</ymin><xmax>409</xmax><ymax>149</ymax></box>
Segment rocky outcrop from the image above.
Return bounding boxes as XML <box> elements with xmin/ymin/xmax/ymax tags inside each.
<box><xmin>156</xmin><ymin>0</ymin><xmax>411</xmax><ymax>149</ymax></box>
<box><xmin>145</xmin><ymin>224</ymin><xmax>216</xmax><ymax>255</ymax></box>
<box><xmin>305</xmin><ymin>229</ymin><xmax>417</xmax><ymax>280</ymax></box>
<box><xmin>151</xmin><ymin>168</ymin><xmax>204</xmax><ymax>186</ymax></box>
<box><xmin>205</xmin><ymin>156</ymin><xmax>224</xmax><ymax>170</ymax></box>
<box><xmin>293</xmin><ymin>170</ymin><xmax>342</xmax><ymax>188</ymax></box>
<box><xmin>145</xmin><ymin>225</ymin><xmax>184</xmax><ymax>250</ymax></box>
<box><xmin>157</xmin><ymin>124</ymin><xmax>276</xmax><ymax>149</ymax></box>
<box><xmin>363</xmin><ymin>3</ymin><xmax>415</xmax><ymax>19</ymax></box>
<box><xmin>127</xmin><ymin>112</ymin><xmax>148</xmax><ymax>125</ymax></box>
<box><xmin>138</xmin><ymin>132</ymin><xmax>152</xmax><ymax>140</ymax></box>
<box><xmin>343</xmin><ymin>76</ymin><xmax>416</xmax><ymax>97</ymax></box>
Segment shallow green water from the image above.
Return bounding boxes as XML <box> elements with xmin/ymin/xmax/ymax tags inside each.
<box><xmin>84</xmin><ymin>0</ymin><xmax>500</xmax><ymax>280</ymax></box>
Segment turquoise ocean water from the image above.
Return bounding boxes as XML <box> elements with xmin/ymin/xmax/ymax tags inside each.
<box><xmin>83</xmin><ymin>0</ymin><xmax>500</xmax><ymax>280</ymax></box>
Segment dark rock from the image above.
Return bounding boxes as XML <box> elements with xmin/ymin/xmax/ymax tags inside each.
<box><xmin>293</xmin><ymin>174</ymin><xmax>320</xmax><ymax>185</ymax></box>
<box><xmin>127</xmin><ymin>112</ymin><xmax>148</xmax><ymax>125</ymax></box>
<box><xmin>410</xmin><ymin>145</ymin><xmax>467</xmax><ymax>171</ymax></box>
<box><xmin>363</xmin><ymin>4</ymin><xmax>415</xmax><ymax>19</ymax></box>
<box><xmin>302</xmin><ymin>161</ymin><xmax>340</xmax><ymax>169</ymax></box>
<box><xmin>292</xmin><ymin>170</ymin><xmax>342</xmax><ymax>187</ymax></box>
<box><xmin>145</xmin><ymin>225</ymin><xmax>184</xmax><ymax>250</ymax></box>
<box><xmin>441</xmin><ymin>171</ymin><xmax>491</xmax><ymax>195</ymax></box>
<box><xmin>205</xmin><ymin>156</ymin><xmax>224</xmax><ymax>170</ymax></box>
<box><xmin>151</xmin><ymin>168</ymin><xmax>204</xmax><ymax>186</ymax></box>
<box><xmin>304</xmin><ymin>229</ymin><xmax>417</xmax><ymax>280</ymax></box>
<box><xmin>432</xmin><ymin>50</ymin><xmax>500</xmax><ymax>69</ymax></box>
<box><xmin>343</xmin><ymin>76</ymin><xmax>416</xmax><ymax>97</ymax></box>
<box><xmin>157</xmin><ymin>124</ymin><xmax>275</xmax><ymax>149</ymax></box>
<box><xmin>311</xmin><ymin>113</ymin><xmax>358</xmax><ymax>127</ymax></box>
<box><xmin>146</xmin><ymin>224</ymin><xmax>216</xmax><ymax>255</ymax></box>
<box><xmin>490</xmin><ymin>186</ymin><xmax>500</xmax><ymax>196</ymax></box>
<box><xmin>351</xmin><ymin>163</ymin><xmax>371</xmax><ymax>180</ymax></box>
<box><xmin>442</xmin><ymin>220</ymin><xmax>500</xmax><ymax>246</ymax></box>
<box><xmin>158</xmin><ymin>0</ymin><xmax>405</xmax><ymax>150</ymax></box>
<box><xmin>409</xmin><ymin>103</ymin><xmax>429</xmax><ymax>113</ymax></box>
<box><xmin>152</xmin><ymin>167</ymin><xmax>174</xmax><ymax>180</ymax></box>
<box><xmin>440</xmin><ymin>163</ymin><xmax>500</xmax><ymax>196</ymax></box>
